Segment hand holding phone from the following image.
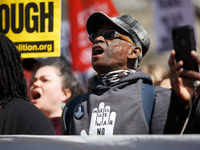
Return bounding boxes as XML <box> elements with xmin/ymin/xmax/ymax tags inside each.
<box><xmin>172</xmin><ymin>25</ymin><xmax>199</xmax><ymax>72</ymax></box>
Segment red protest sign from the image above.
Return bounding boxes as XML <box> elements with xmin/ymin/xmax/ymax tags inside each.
<box><xmin>68</xmin><ymin>0</ymin><xmax>119</xmax><ymax>73</ymax></box>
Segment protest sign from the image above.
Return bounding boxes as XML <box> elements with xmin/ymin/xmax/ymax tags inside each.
<box><xmin>152</xmin><ymin>0</ymin><xmax>195</xmax><ymax>52</ymax></box>
<box><xmin>0</xmin><ymin>0</ymin><xmax>61</xmax><ymax>58</ymax></box>
<box><xmin>68</xmin><ymin>0</ymin><xmax>119</xmax><ymax>72</ymax></box>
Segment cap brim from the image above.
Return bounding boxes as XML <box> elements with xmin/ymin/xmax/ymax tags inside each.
<box><xmin>22</xmin><ymin>58</ymin><xmax>37</xmax><ymax>71</ymax></box>
<box><xmin>22</xmin><ymin>58</ymin><xmax>47</xmax><ymax>71</ymax></box>
<box><xmin>86</xmin><ymin>12</ymin><xmax>111</xmax><ymax>34</ymax></box>
<box><xmin>86</xmin><ymin>12</ymin><xmax>128</xmax><ymax>35</ymax></box>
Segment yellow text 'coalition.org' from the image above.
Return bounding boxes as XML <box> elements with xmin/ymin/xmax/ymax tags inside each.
<box><xmin>15</xmin><ymin>41</ymin><xmax>54</xmax><ymax>53</ymax></box>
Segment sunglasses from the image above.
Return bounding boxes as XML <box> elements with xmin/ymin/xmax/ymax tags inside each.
<box><xmin>89</xmin><ymin>30</ymin><xmax>135</xmax><ymax>45</ymax></box>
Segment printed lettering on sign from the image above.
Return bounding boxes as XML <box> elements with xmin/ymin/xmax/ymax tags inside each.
<box><xmin>97</xmin><ymin>128</ymin><xmax>105</xmax><ymax>135</ymax></box>
<box><xmin>0</xmin><ymin>0</ymin><xmax>61</xmax><ymax>58</ymax></box>
<box><xmin>153</xmin><ymin>0</ymin><xmax>195</xmax><ymax>52</ymax></box>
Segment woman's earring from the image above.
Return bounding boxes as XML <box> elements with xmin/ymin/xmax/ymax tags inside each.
<box><xmin>61</xmin><ymin>103</ymin><xmax>65</xmax><ymax>109</ymax></box>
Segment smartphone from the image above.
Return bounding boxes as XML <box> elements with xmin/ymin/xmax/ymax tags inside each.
<box><xmin>172</xmin><ymin>25</ymin><xmax>199</xmax><ymax>72</ymax></box>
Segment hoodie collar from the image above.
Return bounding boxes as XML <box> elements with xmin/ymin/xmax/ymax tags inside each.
<box><xmin>97</xmin><ymin>69</ymin><xmax>136</xmax><ymax>86</ymax></box>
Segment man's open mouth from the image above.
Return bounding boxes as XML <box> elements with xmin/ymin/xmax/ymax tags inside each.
<box><xmin>93</xmin><ymin>47</ymin><xmax>104</xmax><ymax>56</ymax></box>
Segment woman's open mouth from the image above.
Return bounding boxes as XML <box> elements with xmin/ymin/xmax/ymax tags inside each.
<box><xmin>32</xmin><ymin>91</ymin><xmax>41</xmax><ymax>101</ymax></box>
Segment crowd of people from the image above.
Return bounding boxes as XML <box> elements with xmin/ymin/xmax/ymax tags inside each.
<box><xmin>1</xmin><ymin>11</ymin><xmax>200</xmax><ymax>135</ymax></box>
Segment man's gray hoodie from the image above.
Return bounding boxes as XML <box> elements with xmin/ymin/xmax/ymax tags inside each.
<box><xmin>62</xmin><ymin>71</ymin><xmax>172</xmax><ymax>135</ymax></box>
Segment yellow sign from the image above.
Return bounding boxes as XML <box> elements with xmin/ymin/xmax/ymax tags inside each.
<box><xmin>0</xmin><ymin>0</ymin><xmax>61</xmax><ymax>58</ymax></box>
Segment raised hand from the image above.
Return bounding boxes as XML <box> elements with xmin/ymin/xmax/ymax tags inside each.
<box><xmin>81</xmin><ymin>102</ymin><xmax>116</xmax><ymax>136</ymax></box>
<box><xmin>169</xmin><ymin>50</ymin><xmax>200</xmax><ymax>109</ymax></box>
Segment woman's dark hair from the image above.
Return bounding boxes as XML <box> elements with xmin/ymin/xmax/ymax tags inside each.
<box><xmin>53</xmin><ymin>58</ymin><xmax>84</xmax><ymax>102</ymax></box>
<box><xmin>0</xmin><ymin>34</ymin><xmax>28</xmax><ymax>106</ymax></box>
<box><xmin>32</xmin><ymin>57</ymin><xmax>84</xmax><ymax>102</ymax></box>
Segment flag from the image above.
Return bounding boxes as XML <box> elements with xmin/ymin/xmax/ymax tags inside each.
<box><xmin>68</xmin><ymin>0</ymin><xmax>119</xmax><ymax>73</ymax></box>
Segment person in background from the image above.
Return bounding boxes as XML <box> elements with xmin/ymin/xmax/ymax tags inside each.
<box><xmin>23</xmin><ymin>57</ymin><xmax>84</xmax><ymax>135</ymax></box>
<box><xmin>164</xmin><ymin>50</ymin><xmax>200</xmax><ymax>134</ymax></box>
<box><xmin>0</xmin><ymin>34</ymin><xmax>55</xmax><ymax>135</ymax></box>
<box><xmin>137</xmin><ymin>64</ymin><xmax>172</xmax><ymax>89</ymax></box>
<box><xmin>159</xmin><ymin>73</ymin><xmax>172</xmax><ymax>89</ymax></box>
<box><xmin>137</xmin><ymin>64</ymin><xmax>168</xmax><ymax>86</ymax></box>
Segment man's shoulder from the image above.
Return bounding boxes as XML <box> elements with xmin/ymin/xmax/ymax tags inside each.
<box><xmin>8</xmin><ymin>98</ymin><xmax>39</xmax><ymax>111</ymax></box>
<box><xmin>4</xmin><ymin>98</ymin><xmax>29</xmax><ymax>110</ymax></box>
<box><xmin>66</xmin><ymin>93</ymin><xmax>87</xmax><ymax>107</ymax></box>
<box><xmin>154</xmin><ymin>85</ymin><xmax>172</xmax><ymax>95</ymax></box>
<box><xmin>6</xmin><ymin>99</ymin><xmax>48</xmax><ymax>120</ymax></box>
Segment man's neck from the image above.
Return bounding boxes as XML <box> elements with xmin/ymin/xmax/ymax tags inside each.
<box><xmin>97</xmin><ymin>69</ymin><xmax>136</xmax><ymax>86</ymax></box>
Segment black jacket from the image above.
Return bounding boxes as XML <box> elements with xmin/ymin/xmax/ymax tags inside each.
<box><xmin>0</xmin><ymin>98</ymin><xmax>56</xmax><ymax>135</ymax></box>
<box><xmin>164</xmin><ymin>95</ymin><xmax>200</xmax><ymax>134</ymax></box>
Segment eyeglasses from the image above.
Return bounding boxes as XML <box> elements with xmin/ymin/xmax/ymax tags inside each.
<box><xmin>89</xmin><ymin>30</ymin><xmax>135</xmax><ymax>45</ymax></box>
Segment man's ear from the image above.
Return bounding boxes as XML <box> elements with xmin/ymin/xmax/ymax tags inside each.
<box><xmin>61</xmin><ymin>88</ymin><xmax>72</xmax><ymax>103</ymax></box>
<box><xmin>128</xmin><ymin>46</ymin><xmax>141</xmax><ymax>59</ymax></box>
